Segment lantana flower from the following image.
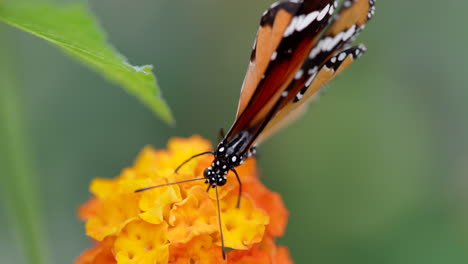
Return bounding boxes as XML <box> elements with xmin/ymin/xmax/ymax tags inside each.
<box><xmin>76</xmin><ymin>135</ymin><xmax>292</xmax><ymax>264</ymax></box>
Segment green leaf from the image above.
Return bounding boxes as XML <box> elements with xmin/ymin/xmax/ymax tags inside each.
<box><xmin>0</xmin><ymin>1</ymin><xmax>174</xmax><ymax>124</ymax></box>
<box><xmin>0</xmin><ymin>26</ymin><xmax>51</xmax><ymax>264</ymax></box>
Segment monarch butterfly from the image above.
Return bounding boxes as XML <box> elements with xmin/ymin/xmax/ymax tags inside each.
<box><xmin>137</xmin><ymin>0</ymin><xmax>376</xmax><ymax>259</ymax></box>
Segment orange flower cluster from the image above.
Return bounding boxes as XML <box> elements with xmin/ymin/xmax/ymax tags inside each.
<box><xmin>76</xmin><ymin>136</ymin><xmax>292</xmax><ymax>264</ymax></box>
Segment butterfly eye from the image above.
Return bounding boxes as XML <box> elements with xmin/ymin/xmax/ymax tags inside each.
<box><xmin>203</xmin><ymin>168</ymin><xmax>212</xmax><ymax>178</ymax></box>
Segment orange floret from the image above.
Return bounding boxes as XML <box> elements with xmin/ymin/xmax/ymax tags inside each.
<box><xmin>114</xmin><ymin>220</ymin><xmax>169</xmax><ymax>264</ymax></box>
<box><xmin>76</xmin><ymin>136</ymin><xmax>293</xmax><ymax>263</ymax></box>
<box><xmin>169</xmin><ymin>235</ymin><xmax>225</xmax><ymax>264</ymax></box>
<box><xmin>228</xmin><ymin>235</ymin><xmax>293</xmax><ymax>264</ymax></box>
<box><xmin>75</xmin><ymin>236</ymin><xmax>116</xmax><ymax>264</ymax></box>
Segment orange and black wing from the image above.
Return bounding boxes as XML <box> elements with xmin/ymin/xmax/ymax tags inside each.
<box><xmin>226</xmin><ymin>0</ymin><xmax>338</xmax><ymax>151</ymax></box>
<box><xmin>256</xmin><ymin>0</ymin><xmax>376</xmax><ymax>144</ymax></box>
<box><xmin>256</xmin><ymin>45</ymin><xmax>367</xmax><ymax>144</ymax></box>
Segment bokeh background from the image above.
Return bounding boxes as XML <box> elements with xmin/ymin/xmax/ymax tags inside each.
<box><xmin>1</xmin><ymin>0</ymin><xmax>468</xmax><ymax>263</ymax></box>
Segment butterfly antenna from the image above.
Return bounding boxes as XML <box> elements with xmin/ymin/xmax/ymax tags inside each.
<box><xmin>174</xmin><ymin>151</ymin><xmax>215</xmax><ymax>173</ymax></box>
<box><xmin>231</xmin><ymin>168</ymin><xmax>242</xmax><ymax>208</ymax></box>
<box><xmin>215</xmin><ymin>186</ymin><xmax>227</xmax><ymax>260</ymax></box>
<box><xmin>134</xmin><ymin>177</ymin><xmax>205</xmax><ymax>193</ymax></box>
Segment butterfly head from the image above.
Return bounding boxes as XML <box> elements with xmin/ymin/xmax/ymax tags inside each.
<box><xmin>204</xmin><ymin>157</ymin><xmax>229</xmax><ymax>187</ymax></box>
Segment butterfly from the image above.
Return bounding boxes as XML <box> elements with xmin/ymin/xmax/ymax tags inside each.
<box><xmin>137</xmin><ymin>0</ymin><xmax>376</xmax><ymax>259</ymax></box>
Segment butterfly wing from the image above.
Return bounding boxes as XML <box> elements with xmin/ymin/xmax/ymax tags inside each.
<box><xmin>226</xmin><ymin>0</ymin><xmax>338</xmax><ymax>153</ymax></box>
<box><xmin>255</xmin><ymin>0</ymin><xmax>376</xmax><ymax>144</ymax></box>
<box><xmin>236</xmin><ymin>1</ymin><xmax>301</xmax><ymax>119</ymax></box>
<box><xmin>255</xmin><ymin>45</ymin><xmax>366</xmax><ymax>144</ymax></box>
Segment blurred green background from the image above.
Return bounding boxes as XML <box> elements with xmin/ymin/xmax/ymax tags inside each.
<box><xmin>1</xmin><ymin>0</ymin><xmax>468</xmax><ymax>263</ymax></box>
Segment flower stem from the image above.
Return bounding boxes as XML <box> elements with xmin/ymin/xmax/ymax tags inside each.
<box><xmin>0</xmin><ymin>25</ymin><xmax>52</xmax><ymax>264</ymax></box>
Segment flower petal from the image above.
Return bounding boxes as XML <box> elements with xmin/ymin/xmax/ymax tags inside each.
<box><xmin>219</xmin><ymin>193</ymin><xmax>269</xmax><ymax>250</ymax></box>
<box><xmin>75</xmin><ymin>236</ymin><xmax>116</xmax><ymax>264</ymax></box>
<box><xmin>169</xmin><ymin>235</ymin><xmax>224</xmax><ymax>264</ymax></box>
<box><xmin>114</xmin><ymin>221</ymin><xmax>169</xmax><ymax>264</ymax></box>
<box><xmin>168</xmin><ymin>186</ymin><xmax>218</xmax><ymax>243</ymax></box>
<box><xmin>237</xmin><ymin>159</ymin><xmax>289</xmax><ymax>237</ymax></box>
<box><xmin>138</xmin><ymin>183</ymin><xmax>182</xmax><ymax>225</ymax></box>
<box><xmin>85</xmin><ymin>194</ymin><xmax>140</xmax><ymax>241</ymax></box>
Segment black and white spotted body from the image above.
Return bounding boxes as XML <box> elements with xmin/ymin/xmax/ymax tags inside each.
<box><xmin>204</xmin><ymin>131</ymin><xmax>256</xmax><ymax>188</ymax></box>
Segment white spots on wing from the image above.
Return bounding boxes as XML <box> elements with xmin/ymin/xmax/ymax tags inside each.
<box><xmin>294</xmin><ymin>69</ymin><xmax>304</xmax><ymax>80</ymax></box>
<box><xmin>295</xmin><ymin>92</ymin><xmax>304</xmax><ymax>101</ymax></box>
<box><xmin>305</xmin><ymin>75</ymin><xmax>314</xmax><ymax>87</ymax></box>
<box><xmin>308</xmin><ymin>25</ymin><xmax>358</xmax><ymax>59</ymax></box>
<box><xmin>328</xmin><ymin>4</ymin><xmax>335</xmax><ymax>15</ymax></box>
<box><xmin>282</xmin><ymin>91</ymin><xmax>289</xmax><ymax>97</ymax></box>
<box><xmin>358</xmin><ymin>44</ymin><xmax>367</xmax><ymax>52</ymax></box>
<box><xmin>231</xmin><ymin>156</ymin><xmax>237</xmax><ymax>162</ymax></box>
<box><xmin>308</xmin><ymin>66</ymin><xmax>318</xmax><ymax>75</ymax></box>
<box><xmin>302</xmin><ymin>66</ymin><xmax>318</xmax><ymax>90</ymax></box>
<box><xmin>338</xmin><ymin>52</ymin><xmax>347</xmax><ymax>61</ymax></box>
<box><xmin>271</xmin><ymin>51</ymin><xmax>277</xmax><ymax>61</ymax></box>
<box><xmin>295</xmin><ymin>67</ymin><xmax>323</xmax><ymax>103</ymax></box>
<box><xmin>309</xmin><ymin>45</ymin><xmax>320</xmax><ymax>59</ymax></box>
<box><xmin>343</xmin><ymin>25</ymin><xmax>356</xmax><ymax>41</ymax></box>
<box><xmin>368</xmin><ymin>5</ymin><xmax>376</xmax><ymax>19</ymax></box>
<box><xmin>218</xmin><ymin>147</ymin><xmax>225</xmax><ymax>153</ymax></box>
<box><xmin>270</xmin><ymin>1</ymin><xmax>280</xmax><ymax>8</ymax></box>
<box><xmin>344</xmin><ymin>0</ymin><xmax>352</xmax><ymax>8</ymax></box>
<box><xmin>317</xmin><ymin>4</ymin><xmax>330</xmax><ymax>21</ymax></box>
<box><xmin>309</xmin><ymin>34</ymin><xmax>341</xmax><ymax>59</ymax></box>
<box><xmin>295</xmin><ymin>11</ymin><xmax>319</xmax><ymax>32</ymax></box>
<box><xmin>353</xmin><ymin>45</ymin><xmax>366</xmax><ymax>59</ymax></box>
<box><xmin>355</xmin><ymin>49</ymin><xmax>361</xmax><ymax>57</ymax></box>
<box><xmin>284</xmin><ymin>4</ymin><xmax>330</xmax><ymax>37</ymax></box>
<box><xmin>283</xmin><ymin>17</ymin><xmax>297</xmax><ymax>37</ymax></box>
<box><xmin>327</xmin><ymin>51</ymin><xmax>350</xmax><ymax>70</ymax></box>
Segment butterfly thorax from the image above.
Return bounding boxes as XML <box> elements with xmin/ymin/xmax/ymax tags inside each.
<box><xmin>203</xmin><ymin>133</ymin><xmax>253</xmax><ymax>187</ymax></box>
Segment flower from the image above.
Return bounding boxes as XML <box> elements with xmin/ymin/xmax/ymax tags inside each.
<box><xmin>77</xmin><ymin>135</ymin><xmax>292</xmax><ymax>264</ymax></box>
